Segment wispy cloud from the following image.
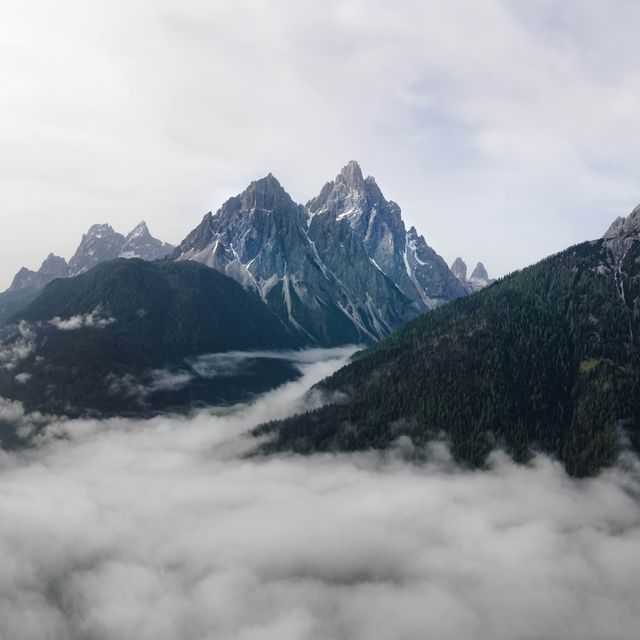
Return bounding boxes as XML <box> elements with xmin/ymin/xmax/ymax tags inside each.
<box><xmin>188</xmin><ymin>346</ymin><xmax>357</xmax><ymax>378</ymax></box>
<box><xmin>106</xmin><ymin>346</ymin><xmax>358</xmax><ymax>404</ymax></box>
<box><xmin>49</xmin><ymin>306</ymin><xmax>116</xmax><ymax>330</ymax></box>
<box><xmin>0</xmin><ymin>321</ymin><xmax>35</xmax><ymax>370</ymax></box>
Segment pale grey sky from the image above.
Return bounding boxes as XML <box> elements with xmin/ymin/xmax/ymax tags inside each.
<box><xmin>1</xmin><ymin>0</ymin><xmax>640</xmax><ymax>289</ymax></box>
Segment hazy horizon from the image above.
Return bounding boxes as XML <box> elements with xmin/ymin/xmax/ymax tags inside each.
<box><xmin>2</xmin><ymin>1</ymin><xmax>640</xmax><ymax>289</ymax></box>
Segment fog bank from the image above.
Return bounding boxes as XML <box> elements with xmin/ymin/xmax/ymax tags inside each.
<box><xmin>0</xmin><ymin>347</ymin><xmax>639</xmax><ymax>640</ymax></box>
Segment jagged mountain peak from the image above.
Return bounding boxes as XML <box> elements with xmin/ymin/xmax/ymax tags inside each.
<box><xmin>250</xmin><ymin>172</ymin><xmax>284</xmax><ymax>189</ymax></box>
<box><xmin>451</xmin><ymin>257</ymin><xmax>494</xmax><ymax>292</ymax></box>
<box><xmin>39</xmin><ymin>253</ymin><xmax>68</xmax><ymax>274</ymax></box>
<box><xmin>471</xmin><ymin>262</ymin><xmax>489</xmax><ymax>281</ymax></box>
<box><xmin>67</xmin><ymin>221</ymin><xmax>174</xmax><ymax>275</ymax></box>
<box><xmin>172</xmin><ymin>164</ymin><xmax>468</xmax><ymax>344</ymax></box>
<box><xmin>451</xmin><ymin>257</ymin><xmax>468</xmax><ymax>282</ymax></box>
<box><xmin>236</xmin><ymin>173</ymin><xmax>294</xmax><ymax>212</ymax></box>
<box><xmin>86</xmin><ymin>222</ymin><xmax>117</xmax><ymax>237</ymax></box>
<box><xmin>338</xmin><ymin>160</ymin><xmax>365</xmax><ymax>189</ymax></box>
<box><xmin>603</xmin><ymin>204</ymin><xmax>640</xmax><ymax>241</ymax></box>
<box><xmin>120</xmin><ymin>221</ymin><xmax>174</xmax><ymax>261</ymax></box>
<box><xmin>467</xmin><ymin>261</ymin><xmax>494</xmax><ymax>292</ymax></box>
<box><xmin>126</xmin><ymin>221</ymin><xmax>150</xmax><ymax>238</ymax></box>
<box><xmin>306</xmin><ymin>162</ymin><xmax>466</xmax><ymax>314</ymax></box>
<box><xmin>4</xmin><ymin>220</ymin><xmax>174</xmax><ymax>299</ymax></box>
<box><xmin>307</xmin><ymin>161</ymin><xmax>393</xmax><ymax>228</ymax></box>
<box><xmin>8</xmin><ymin>267</ymin><xmax>36</xmax><ymax>291</ymax></box>
<box><xmin>336</xmin><ymin>161</ymin><xmax>383</xmax><ymax>201</ymax></box>
<box><xmin>67</xmin><ymin>224</ymin><xmax>126</xmax><ymax>275</ymax></box>
<box><xmin>8</xmin><ymin>253</ymin><xmax>69</xmax><ymax>292</ymax></box>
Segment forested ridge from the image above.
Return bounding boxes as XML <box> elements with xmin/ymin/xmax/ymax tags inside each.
<box><xmin>0</xmin><ymin>259</ymin><xmax>301</xmax><ymax>421</ymax></box>
<box><xmin>257</xmin><ymin>240</ymin><xmax>640</xmax><ymax>476</ymax></box>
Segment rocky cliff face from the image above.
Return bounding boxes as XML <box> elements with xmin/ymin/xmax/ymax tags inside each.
<box><xmin>450</xmin><ymin>257</ymin><xmax>495</xmax><ymax>292</ymax></box>
<box><xmin>9</xmin><ymin>253</ymin><xmax>69</xmax><ymax>291</ymax></box>
<box><xmin>6</xmin><ymin>223</ymin><xmax>174</xmax><ymax>293</ymax></box>
<box><xmin>68</xmin><ymin>224</ymin><xmax>126</xmax><ymax>276</ymax></box>
<box><xmin>173</xmin><ymin>161</ymin><xmax>467</xmax><ymax>344</ymax></box>
<box><xmin>468</xmin><ymin>262</ymin><xmax>493</xmax><ymax>292</ymax></box>
<box><xmin>172</xmin><ymin>174</ymin><xmax>378</xmax><ymax>345</ymax></box>
<box><xmin>602</xmin><ymin>204</ymin><xmax>640</xmax><ymax>304</ymax></box>
<box><xmin>603</xmin><ymin>204</ymin><xmax>640</xmax><ymax>257</ymax></box>
<box><xmin>450</xmin><ymin>257</ymin><xmax>467</xmax><ymax>282</ymax></box>
<box><xmin>307</xmin><ymin>161</ymin><xmax>466</xmax><ymax>312</ymax></box>
<box><xmin>119</xmin><ymin>221</ymin><xmax>175</xmax><ymax>261</ymax></box>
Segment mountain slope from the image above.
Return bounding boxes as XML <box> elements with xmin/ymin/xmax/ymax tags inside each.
<box><xmin>307</xmin><ymin>161</ymin><xmax>467</xmax><ymax>310</ymax></box>
<box><xmin>172</xmin><ymin>173</ymin><xmax>388</xmax><ymax>345</ymax></box>
<box><xmin>1</xmin><ymin>222</ymin><xmax>175</xmax><ymax>326</ymax></box>
<box><xmin>0</xmin><ymin>286</ymin><xmax>43</xmax><ymax>326</ymax></box>
<box><xmin>257</xmin><ymin>214</ymin><xmax>640</xmax><ymax>477</ymax></box>
<box><xmin>172</xmin><ymin>162</ymin><xmax>466</xmax><ymax>344</ymax></box>
<box><xmin>0</xmin><ymin>259</ymin><xmax>301</xmax><ymax>418</ymax></box>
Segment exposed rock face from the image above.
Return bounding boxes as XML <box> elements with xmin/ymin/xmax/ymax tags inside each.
<box><xmin>307</xmin><ymin>161</ymin><xmax>466</xmax><ymax>311</ymax></box>
<box><xmin>173</xmin><ymin>161</ymin><xmax>467</xmax><ymax>345</ymax></box>
<box><xmin>172</xmin><ymin>174</ymin><xmax>374</xmax><ymax>345</ymax></box>
<box><xmin>450</xmin><ymin>257</ymin><xmax>468</xmax><ymax>283</ymax></box>
<box><xmin>468</xmin><ymin>262</ymin><xmax>493</xmax><ymax>291</ymax></box>
<box><xmin>603</xmin><ymin>205</ymin><xmax>640</xmax><ymax>257</ymax></box>
<box><xmin>602</xmin><ymin>205</ymin><xmax>640</xmax><ymax>303</ymax></box>
<box><xmin>9</xmin><ymin>254</ymin><xmax>69</xmax><ymax>292</ymax></box>
<box><xmin>6</xmin><ymin>223</ymin><xmax>174</xmax><ymax>293</ymax></box>
<box><xmin>449</xmin><ymin>257</ymin><xmax>495</xmax><ymax>292</ymax></box>
<box><xmin>68</xmin><ymin>224</ymin><xmax>126</xmax><ymax>276</ymax></box>
<box><xmin>404</xmin><ymin>227</ymin><xmax>467</xmax><ymax>304</ymax></box>
<box><xmin>119</xmin><ymin>221</ymin><xmax>175</xmax><ymax>261</ymax></box>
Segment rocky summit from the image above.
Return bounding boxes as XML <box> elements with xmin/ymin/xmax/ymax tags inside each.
<box><xmin>9</xmin><ymin>253</ymin><xmax>69</xmax><ymax>292</ymax></box>
<box><xmin>450</xmin><ymin>257</ymin><xmax>495</xmax><ymax>292</ymax></box>
<box><xmin>6</xmin><ymin>222</ymin><xmax>175</xmax><ymax>293</ymax></box>
<box><xmin>172</xmin><ymin>161</ymin><xmax>467</xmax><ymax>345</ymax></box>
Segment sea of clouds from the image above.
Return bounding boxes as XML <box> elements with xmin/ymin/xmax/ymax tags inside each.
<box><xmin>1</xmin><ymin>347</ymin><xmax>639</xmax><ymax>640</ymax></box>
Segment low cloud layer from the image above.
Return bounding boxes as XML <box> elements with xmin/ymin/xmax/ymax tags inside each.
<box><xmin>1</xmin><ymin>348</ymin><xmax>639</xmax><ymax>639</ymax></box>
<box><xmin>106</xmin><ymin>347</ymin><xmax>357</xmax><ymax>404</ymax></box>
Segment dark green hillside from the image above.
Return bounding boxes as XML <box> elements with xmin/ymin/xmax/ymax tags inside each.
<box><xmin>0</xmin><ymin>259</ymin><xmax>302</xmax><ymax>418</ymax></box>
<box><xmin>257</xmin><ymin>240</ymin><xmax>640</xmax><ymax>477</ymax></box>
<box><xmin>0</xmin><ymin>286</ymin><xmax>42</xmax><ymax>326</ymax></box>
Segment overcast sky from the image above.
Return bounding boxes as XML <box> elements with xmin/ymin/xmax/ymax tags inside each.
<box><xmin>1</xmin><ymin>0</ymin><xmax>640</xmax><ymax>289</ymax></box>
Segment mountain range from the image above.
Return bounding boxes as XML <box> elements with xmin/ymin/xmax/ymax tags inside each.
<box><xmin>8</xmin><ymin>221</ymin><xmax>174</xmax><ymax>291</ymax></box>
<box><xmin>172</xmin><ymin>161</ymin><xmax>472</xmax><ymax>344</ymax></box>
<box><xmin>0</xmin><ymin>161</ymin><xmax>494</xmax><ymax>419</ymax></box>
<box><xmin>0</xmin><ymin>222</ymin><xmax>174</xmax><ymax>325</ymax></box>
<box><xmin>0</xmin><ymin>160</ymin><xmax>638</xmax><ymax>476</ymax></box>
<box><xmin>1</xmin><ymin>163</ymin><xmax>491</xmax><ymax>343</ymax></box>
